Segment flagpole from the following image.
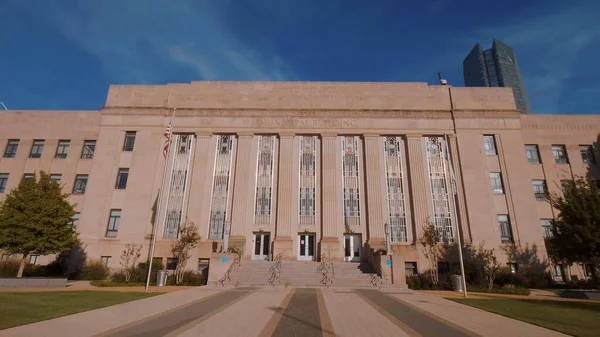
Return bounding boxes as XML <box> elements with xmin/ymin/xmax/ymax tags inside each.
<box><xmin>445</xmin><ymin>133</ymin><xmax>468</xmax><ymax>298</ymax></box>
<box><xmin>145</xmin><ymin>108</ymin><xmax>177</xmax><ymax>292</ymax></box>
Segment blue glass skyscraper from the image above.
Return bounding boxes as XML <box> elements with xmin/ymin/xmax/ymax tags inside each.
<box><xmin>463</xmin><ymin>39</ymin><xmax>531</xmax><ymax>114</ymax></box>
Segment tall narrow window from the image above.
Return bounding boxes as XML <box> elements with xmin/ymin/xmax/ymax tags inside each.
<box><xmin>81</xmin><ymin>140</ymin><xmax>96</xmax><ymax>159</ymax></box>
<box><xmin>123</xmin><ymin>132</ymin><xmax>136</xmax><ymax>151</ymax></box>
<box><xmin>483</xmin><ymin>135</ymin><xmax>497</xmax><ymax>155</ymax></box>
<box><xmin>209</xmin><ymin>135</ymin><xmax>235</xmax><ymax>240</ymax></box>
<box><xmin>552</xmin><ymin>145</ymin><xmax>568</xmax><ymax>164</ymax></box>
<box><xmin>73</xmin><ymin>175</ymin><xmax>88</xmax><ymax>194</ymax></box>
<box><xmin>72</xmin><ymin>213</ymin><xmax>80</xmax><ymax>227</ymax></box>
<box><xmin>30</xmin><ymin>140</ymin><xmax>44</xmax><ymax>158</ymax></box>
<box><xmin>532</xmin><ymin>180</ymin><xmax>547</xmax><ymax>200</ymax></box>
<box><xmin>525</xmin><ymin>145</ymin><xmax>540</xmax><ymax>164</ymax></box>
<box><xmin>163</xmin><ymin>135</ymin><xmax>194</xmax><ymax>239</ymax></box>
<box><xmin>489</xmin><ymin>172</ymin><xmax>504</xmax><ymax>194</ymax></box>
<box><xmin>384</xmin><ymin>136</ymin><xmax>408</xmax><ymax>242</ymax></box>
<box><xmin>342</xmin><ymin>136</ymin><xmax>361</xmax><ymax>227</ymax></box>
<box><xmin>115</xmin><ymin>168</ymin><xmax>129</xmax><ymax>189</ymax></box>
<box><xmin>55</xmin><ymin>140</ymin><xmax>70</xmax><ymax>158</ymax></box>
<box><xmin>3</xmin><ymin>140</ymin><xmax>19</xmax><ymax>158</ymax></box>
<box><xmin>299</xmin><ymin>136</ymin><xmax>317</xmax><ymax>225</ymax></box>
<box><xmin>106</xmin><ymin>209</ymin><xmax>121</xmax><ymax>237</ymax></box>
<box><xmin>50</xmin><ymin>174</ymin><xmax>62</xmax><ymax>184</ymax></box>
<box><xmin>498</xmin><ymin>215</ymin><xmax>513</xmax><ymax>243</ymax></box>
<box><xmin>254</xmin><ymin>136</ymin><xmax>276</xmax><ymax>224</ymax></box>
<box><xmin>425</xmin><ymin>137</ymin><xmax>453</xmax><ymax>241</ymax></box>
<box><xmin>580</xmin><ymin>145</ymin><xmax>595</xmax><ymax>164</ymax></box>
<box><xmin>540</xmin><ymin>219</ymin><xmax>553</xmax><ymax>238</ymax></box>
<box><xmin>0</xmin><ymin>173</ymin><xmax>8</xmax><ymax>193</ymax></box>
<box><xmin>101</xmin><ymin>256</ymin><xmax>112</xmax><ymax>265</ymax></box>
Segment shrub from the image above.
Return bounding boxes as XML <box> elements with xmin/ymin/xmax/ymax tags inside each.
<box><xmin>468</xmin><ymin>285</ymin><xmax>531</xmax><ymax>295</ymax></box>
<box><xmin>79</xmin><ymin>259</ymin><xmax>110</xmax><ymax>280</ymax></box>
<box><xmin>91</xmin><ymin>280</ymin><xmax>145</xmax><ymax>287</ymax></box>
<box><xmin>110</xmin><ymin>260</ymin><xmax>165</xmax><ymax>284</ymax></box>
<box><xmin>23</xmin><ymin>261</ymin><xmax>64</xmax><ymax>277</ymax></box>
<box><xmin>166</xmin><ymin>271</ymin><xmax>206</xmax><ymax>286</ymax></box>
<box><xmin>406</xmin><ymin>272</ymin><xmax>452</xmax><ymax>290</ymax></box>
<box><xmin>0</xmin><ymin>259</ymin><xmax>20</xmax><ymax>277</ymax></box>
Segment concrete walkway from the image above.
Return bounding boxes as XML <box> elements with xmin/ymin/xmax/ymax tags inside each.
<box><xmin>1</xmin><ymin>287</ymin><xmax>568</xmax><ymax>337</ymax></box>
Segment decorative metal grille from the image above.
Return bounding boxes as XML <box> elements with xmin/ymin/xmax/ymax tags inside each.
<box><xmin>342</xmin><ymin>136</ymin><xmax>361</xmax><ymax>226</ymax></box>
<box><xmin>163</xmin><ymin>134</ymin><xmax>195</xmax><ymax>239</ymax></box>
<box><xmin>383</xmin><ymin>136</ymin><xmax>408</xmax><ymax>242</ymax></box>
<box><xmin>254</xmin><ymin>136</ymin><xmax>276</xmax><ymax>224</ymax></box>
<box><xmin>209</xmin><ymin>135</ymin><xmax>235</xmax><ymax>240</ymax></box>
<box><xmin>425</xmin><ymin>137</ymin><xmax>453</xmax><ymax>241</ymax></box>
<box><xmin>299</xmin><ymin>136</ymin><xmax>317</xmax><ymax>224</ymax></box>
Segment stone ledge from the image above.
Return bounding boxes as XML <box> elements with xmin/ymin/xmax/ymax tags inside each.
<box><xmin>0</xmin><ymin>277</ymin><xmax>68</xmax><ymax>288</ymax></box>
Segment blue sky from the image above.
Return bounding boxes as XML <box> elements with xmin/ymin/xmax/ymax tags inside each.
<box><xmin>1</xmin><ymin>0</ymin><xmax>599</xmax><ymax>114</ymax></box>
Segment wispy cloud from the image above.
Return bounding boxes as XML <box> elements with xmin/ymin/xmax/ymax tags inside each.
<box><xmin>13</xmin><ymin>1</ymin><xmax>296</xmax><ymax>83</ymax></box>
<box><xmin>453</xmin><ymin>3</ymin><xmax>600</xmax><ymax>113</ymax></box>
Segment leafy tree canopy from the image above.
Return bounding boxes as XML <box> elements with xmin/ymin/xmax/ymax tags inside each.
<box><xmin>0</xmin><ymin>171</ymin><xmax>79</xmax><ymax>258</ymax></box>
<box><xmin>547</xmin><ymin>178</ymin><xmax>600</xmax><ymax>264</ymax></box>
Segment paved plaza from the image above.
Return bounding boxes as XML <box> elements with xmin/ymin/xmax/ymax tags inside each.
<box><xmin>1</xmin><ymin>287</ymin><xmax>566</xmax><ymax>337</ymax></box>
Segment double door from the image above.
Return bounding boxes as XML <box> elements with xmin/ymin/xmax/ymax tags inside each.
<box><xmin>344</xmin><ymin>234</ymin><xmax>361</xmax><ymax>262</ymax></box>
<box><xmin>298</xmin><ymin>234</ymin><xmax>315</xmax><ymax>261</ymax></box>
<box><xmin>252</xmin><ymin>233</ymin><xmax>270</xmax><ymax>260</ymax></box>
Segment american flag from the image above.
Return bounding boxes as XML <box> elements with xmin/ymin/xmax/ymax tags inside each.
<box><xmin>163</xmin><ymin>120</ymin><xmax>173</xmax><ymax>159</ymax></box>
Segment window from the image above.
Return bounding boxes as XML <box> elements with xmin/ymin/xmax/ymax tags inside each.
<box><xmin>71</xmin><ymin>213</ymin><xmax>80</xmax><ymax>227</ymax></box>
<box><xmin>507</xmin><ymin>263</ymin><xmax>518</xmax><ymax>274</ymax></box>
<box><xmin>101</xmin><ymin>256</ymin><xmax>112</xmax><ymax>265</ymax></box>
<box><xmin>532</xmin><ymin>180</ymin><xmax>547</xmax><ymax>200</ymax></box>
<box><xmin>405</xmin><ymin>262</ymin><xmax>418</xmax><ymax>277</ymax></box>
<box><xmin>438</xmin><ymin>262</ymin><xmax>450</xmax><ymax>275</ymax></box>
<box><xmin>55</xmin><ymin>140</ymin><xmax>70</xmax><ymax>158</ymax></box>
<box><xmin>584</xmin><ymin>264</ymin><xmax>596</xmax><ymax>279</ymax></box>
<box><xmin>29</xmin><ymin>140</ymin><xmax>44</xmax><ymax>158</ymax></box>
<box><xmin>552</xmin><ymin>145</ymin><xmax>568</xmax><ymax>164</ymax></box>
<box><xmin>483</xmin><ymin>135</ymin><xmax>497</xmax><ymax>155</ymax></box>
<box><xmin>3</xmin><ymin>140</ymin><xmax>19</xmax><ymax>158</ymax></box>
<box><xmin>489</xmin><ymin>172</ymin><xmax>504</xmax><ymax>194</ymax></box>
<box><xmin>561</xmin><ymin>180</ymin><xmax>572</xmax><ymax>195</ymax></box>
<box><xmin>115</xmin><ymin>168</ymin><xmax>129</xmax><ymax>189</ymax></box>
<box><xmin>580</xmin><ymin>145</ymin><xmax>595</xmax><ymax>164</ymax></box>
<box><xmin>166</xmin><ymin>258</ymin><xmax>178</xmax><ymax>270</ymax></box>
<box><xmin>498</xmin><ymin>215</ymin><xmax>513</xmax><ymax>243</ymax></box>
<box><xmin>105</xmin><ymin>209</ymin><xmax>121</xmax><ymax>237</ymax></box>
<box><xmin>0</xmin><ymin>173</ymin><xmax>7</xmax><ymax>193</ymax></box>
<box><xmin>50</xmin><ymin>174</ymin><xmax>62</xmax><ymax>184</ymax></box>
<box><xmin>81</xmin><ymin>140</ymin><xmax>96</xmax><ymax>159</ymax></box>
<box><xmin>123</xmin><ymin>131</ymin><xmax>136</xmax><ymax>151</ymax></box>
<box><xmin>525</xmin><ymin>145</ymin><xmax>540</xmax><ymax>164</ymax></box>
<box><xmin>541</xmin><ymin>219</ymin><xmax>553</xmax><ymax>238</ymax></box>
<box><xmin>73</xmin><ymin>175</ymin><xmax>88</xmax><ymax>194</ymax></box>
<box><xmin>198</xmin><ymin>258</ymin><xmax>210</xmax><ymax>273</ymax></box>
<box><xmin>28</xmin><ymin>255</ymin><xmax>39</xmax><ymax>265</ymax></box>
<box><xmin>23</xmin><ymin>173</ymin><xmax>33</xmax><ymax>181</ymax></box>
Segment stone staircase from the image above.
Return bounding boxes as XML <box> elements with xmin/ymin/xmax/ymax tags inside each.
<box><xmin>227</xmin><ymin>260</ymin><xmax>382</xmax><ymax>288</ymax></box>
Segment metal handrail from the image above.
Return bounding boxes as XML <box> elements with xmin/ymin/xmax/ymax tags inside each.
<box><xmin>217</xmin><ymin>254</ymin><xmax>240</xmax><ymax>287</ymax></box>
<box><xmin>267</xmin><ymin>252</ymin><xmax>284</xmax><ymax>287</ymax></box>
<box><xmin>317</xmin><ymin>254</ymin><xmax>334</xmax><ymax>288</ymax></box>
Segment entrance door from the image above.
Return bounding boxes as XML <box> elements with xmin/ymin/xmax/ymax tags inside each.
<box><xmin>298</xmin><ymin>234</ymin><xmax>315</xmax><ymax>261</ymax></box>
<box><xmin>343</xmin><ymin>234</ymin><xmax>361</xmax><ymax>262</ymax></box>
<box><xmin>252</xmin><ymin>233</ymin><xmax>270</xmax><ymax>260</ymax></box>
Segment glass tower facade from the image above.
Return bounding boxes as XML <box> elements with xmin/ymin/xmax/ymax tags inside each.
<box><xmin>463</xmin><ymin>39</ymin><xmax>531</xmax><ymax>114</ymax></box>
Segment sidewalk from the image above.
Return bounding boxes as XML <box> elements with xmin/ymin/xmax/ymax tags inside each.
<box><xmin>0</xmin><ymin>280</ymin><xmax>193</xmax><ymax>293</ymax></box>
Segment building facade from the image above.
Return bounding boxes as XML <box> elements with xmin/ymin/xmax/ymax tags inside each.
<box><xmin>0</xmin><ymin>81</ymin><xmax>597</xmax><ymax>280</ymax></box>
<box><xmin>463</xmin><ymin>39</ymin><xmax>531</xmax><ymax>114</ymax></box>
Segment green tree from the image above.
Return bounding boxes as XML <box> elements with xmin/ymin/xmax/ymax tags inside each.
<box><xmin>0</xmin><ymin>171</ymin><xmax>79</xmax><ymax>277</ymax></box>
<box><xmin>419</xmin><ymin>218</ymin><xmax>443</xmax><ymax>284</ymax></box>
<box><xmin>547</xmin><ymin>178</ymin><xmax>600</xmax><ymax>266</ymax></box>
<box><xmin>171</xmin><ymin>220</ymin><xmax>201</xmax><ymax>284</ymax></box>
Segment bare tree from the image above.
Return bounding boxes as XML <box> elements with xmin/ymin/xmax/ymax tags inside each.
<box><xmin>476</xmin><ymin>244</ymin><xmax>501</xmax><ymax>289</ymax></box>
<box><xmin>120</xmin><ymin>244</ymin><xmax>142</xmax><ymax>283</ymax></box>
<box><xmin>171</xmin><ymin>221</ymin><xmax>201</xmax><ymax>284</ymax></box>
<box><xmin>419</xmin><ymin>218</ymin><xmax>442</xmax><ymax>284</ymax></box>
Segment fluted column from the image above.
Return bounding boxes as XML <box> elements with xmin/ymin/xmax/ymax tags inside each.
<box><xmin>363</xmin><ymin>134</ymin><xmax>387</xmax><ymax>248</ymax></box>
<box><xmin>406</xmin><ymin>135</ymin><xmax>429</xmax><ymax>240</ymax></box>
<box><xmin>273</xmin><ymin>134</ymin><xmax>295</xmax><ymax>258</ymax></box>
<box><xmin>185</xmin><ymin>133</ymin><xmax>212</xmax><ymax>234</ymax></box>
<box><xmin>229</xmin><ymin>134</ymin><xmax>254</xmax><ymax>251</ymax></box>
<box><xmin>448</xmin><ymin>134</ymin><xmax>472</xmax><ymax>243</ymax></box>
<box><xmin>321</xmin><ymin>134</ymin><xmax>342</xmax><ymax>260</ymax></box>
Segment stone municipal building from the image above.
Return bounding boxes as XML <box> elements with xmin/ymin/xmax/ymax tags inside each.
<box><xmin>0</xmin><ymin>81</ymin><xmax>598</xmax><ymax>280</ymax></box>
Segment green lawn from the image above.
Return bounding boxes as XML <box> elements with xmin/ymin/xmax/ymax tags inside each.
<box><xmin>0</xmin><ymin>291</ymin><xmax>161</xmax><ymax>330</ymax></box>
<box><xmin>451</xmin><ymin>298</ymin><xmax>600</xmax><ymax>337</ymax></box>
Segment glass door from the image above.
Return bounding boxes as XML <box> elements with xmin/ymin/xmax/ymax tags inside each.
<box><xmin>298</xmin><ymin>234</ymin><xmax>315</xmax><ymax>261</ymax></box>
<box><xmin>252</xmin><ymin>233</ymin><xmax>270</xmax><ymax>260</ymax></box>
<box><xmin>343</xmin><ymin>234</ymin><xmax>361</xmax><ymax>262</ymax></box>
